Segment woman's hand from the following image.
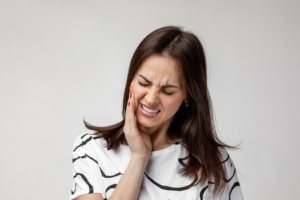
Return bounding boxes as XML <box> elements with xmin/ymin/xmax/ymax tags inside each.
<box><xmin>123</xmin><ymin>88</ymin><xmax>152</xmax><ymax>159</ymax></box>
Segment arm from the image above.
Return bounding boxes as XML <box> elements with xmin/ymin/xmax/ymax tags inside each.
<box><xmin>108</xmin><ymin>156</ymin><xmax>149</xmax><ymax>200</ymax></box>
<box><xmin>76</xmin><ymin>194</ymin><xmax>104</xmax><ymax>200</ymax></box>
<box><xmin>107</xmin><ymin>89</ymin><xmax>152</xmax><ymax>200</ymax></box>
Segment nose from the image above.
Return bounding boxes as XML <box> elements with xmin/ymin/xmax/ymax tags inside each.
<box><xmin>144</xmin><ymin>86</ymin><xmax>160</xmax><ymax>106</ymax></box>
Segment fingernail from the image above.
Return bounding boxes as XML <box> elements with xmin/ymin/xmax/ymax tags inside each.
<box><xmin>128</xmin><ymin>102</ymin><xmax>130</xmax><ymax>106</ymax></box>
<box><xmin>129</xmin><ymin>87</ymin><xmax>131</xmax><ymax>93</ymax></box>
<box><xmin>130</xmin><ymin>93</ymin><xmax>132</xmax><ymax>98</ymax></box>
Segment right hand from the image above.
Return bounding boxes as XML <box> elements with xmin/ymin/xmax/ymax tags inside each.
<box><xmin>123</xmin><ymin>88</ymin><xmax>152</xmax><ymax>159</ymax></box>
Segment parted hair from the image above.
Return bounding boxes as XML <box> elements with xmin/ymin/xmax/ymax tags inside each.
<box><xmin>84</xmin><ymin>25</ymin><xmax>238</xmax><ymax>195</ymax></box>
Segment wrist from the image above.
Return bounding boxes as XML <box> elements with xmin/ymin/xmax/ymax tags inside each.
<box><xmin>131</xmin><ymin>154</ymin><xmax>150</xmax><ymax>161</ymax></box>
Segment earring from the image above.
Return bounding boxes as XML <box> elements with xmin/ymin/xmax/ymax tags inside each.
<box><xmin>185</xmin><ymin>99</ymin><xmax>189</xmax><ymax>107</ymax></box>
<box><xmin>185</xmin><ymin>95</ymin><xmax>189</xmax><ymax>108</ymax></box>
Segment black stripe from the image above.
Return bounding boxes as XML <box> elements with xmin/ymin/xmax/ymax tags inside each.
<box><xmin>71</xmin><ymin>183</ymin><xmax>77</xmax><ymax>195</ymax></box>
<box><xmin>200</xmin><ymin>185</ymin><xmax>208</xmax><ymax>200</ymax></box>
<box><xmin>144</xmin><ymin>172</ymin><xmax>198</xmax><ymax>191</ymax></box>
<box><xmin>84</xmin><ymin>154</ymin><xmax>122</xmax><ymax>178</ymax></box>
<box><xmin>221</xmin><ymin>154</ymin><xmax>230</xmax><ymax>163</ymax></box>
<box><xmin>73</xmin><ymin>154</ymin><xmax>122</xmax><ymax>178</ymax></box>
<box><xmin>85</xmin><ymin>154</ymin><xmax>98</xmax><ymax>164</ymax></box>
<box><xmin>72</xmin><ymin>154</ymin><xmax>100</xmax><ymax>164</ymax></box>
<box><xmin>72</xmin><ymin>155</ymin><xmax>86</xmax><ymax>163</ymax></box>
<box><xmin>178</xmin><ymin>157</ymin><xmax>188</xmax><ymax>166</ymax></box>
<box><xmin>178</xmin><ymin>158</ymin><xmax>186</xmax><ymax>166</ymax></box>
<box><xmin>229</xmin><ymin>182</ymin><xmax>240</xmax><ymax>200</ymax></box>
<box><xmin>94</xmin><ymin>136</ymin><xmax>101</xmax><ymax>140</ymax></box>
<box><xmin>106</xmin><ymin>184</ymin><xmax>117</xmax><ymax>193</ymax></box>
<box><xmin>100</xmin><ymin>168</ymin><xmax>122</xmax><ymax>178</ymax></box>
<box><xmin>73</xmin><ymin>136</ymin><xmax>101</xmax><ymax>152</ymax></box>
<box><xmin>74</xmin><ymin>173</ymin><xmax>94</xmax><ymax>193</ymax></box>
<box><xmin>199</xmin><ymin>182</ymin><xmax>214</xmax><ymax>200</ymax></box>
<box><xmin>81</xmin><ymin>133</ymin><xmax>89</xmax><ymax>139</ymax></box>
<box><xmin>225</xmin><ymin>168</ymin><xmax>236</xmax><ymax>183</ymax></box>
<box><xmin>81</xmin><ymin>133</ymin><xmax>98</xmax><ymax>139</ymax></box>
<box><xmin>73</xmin><ymin>137</ymin><xmax>92</xmax><ymax>152</ymax></box>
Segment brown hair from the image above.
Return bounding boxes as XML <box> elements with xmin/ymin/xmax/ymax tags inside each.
<box><xmin>84</xmin><ymin>25</ymin><xmax>238</xmax><ymax>195</ymax></box>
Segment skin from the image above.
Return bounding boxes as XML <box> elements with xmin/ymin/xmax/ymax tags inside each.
<box><xmin>129</xmin><ymin>53</ymin><xmax>188</xmax><ymax>152</ymax></box>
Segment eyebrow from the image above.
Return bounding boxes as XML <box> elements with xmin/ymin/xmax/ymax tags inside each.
<box><xmin>138</xmin><ymin>74</ymin><xmax>179</xmax><ymax>89</ymax></box>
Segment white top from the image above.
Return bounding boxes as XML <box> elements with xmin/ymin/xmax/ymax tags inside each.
<box><xmin>69</xmin><ymin>132</ymin><xmax>243</xmax><ymax>200</ymax></box>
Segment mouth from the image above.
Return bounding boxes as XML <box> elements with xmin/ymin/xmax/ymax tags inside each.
<box><xmin>139</xmin><ymin>103</ymin><xmax>160</xmax><ymax>118</ymax></box>
<box><xmin>141</xmin><ymin>103</ymin><xmax>160</xmax><ymax>113</ymax></box>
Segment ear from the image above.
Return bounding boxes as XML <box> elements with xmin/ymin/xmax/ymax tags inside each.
<box><xmin>188</xmin><ymin>94</ymin><xmax>191</xmax><ymax>100</ymax></box>
<box><xmin>184</xmin><ymin>94</ymin><xmax>190</xmax><ymax>103</ymax></box>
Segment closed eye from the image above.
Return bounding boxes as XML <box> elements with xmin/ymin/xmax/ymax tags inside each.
<box><xmin>138</xmin><ymin>81</ymin><xmax>174</xmax><ymax>96</ymax></box>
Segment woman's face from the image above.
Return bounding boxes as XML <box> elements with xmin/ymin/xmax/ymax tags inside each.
<box><xmin>130</xmin><ymin>54</ymin><xmax>187</xmax><ymax>129</ymax></box>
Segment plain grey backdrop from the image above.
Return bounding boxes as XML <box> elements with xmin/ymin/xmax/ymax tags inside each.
<box><xmin>1</xmin><ymin>0</ymin><xmax>299</xmax><ymax>199</ymax></box>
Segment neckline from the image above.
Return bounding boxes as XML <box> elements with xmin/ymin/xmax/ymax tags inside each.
<box><xmin>150</xmin><ymin>139</ymin><xmax>181</xmax><ymax>156</ymax></box>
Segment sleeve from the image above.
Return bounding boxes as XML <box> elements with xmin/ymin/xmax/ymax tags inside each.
<box><xmin>69</xmin><ymin>133</ymin><xmax>104</xmax><ymax>200</ymax></box>
<box><xmin>212</xmin><ymin>148</ymin><xmax>244</xmax><ymax>200</ymax></box>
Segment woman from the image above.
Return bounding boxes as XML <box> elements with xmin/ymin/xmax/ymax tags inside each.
<box><xmin>70</xmin><ymin>26</ymin><xmax>243</xmax><ymax>200</ymax></box>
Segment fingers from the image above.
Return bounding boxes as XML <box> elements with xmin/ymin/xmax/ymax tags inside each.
<box><xmin>125</xmin><ymin>87</ymin><xmax>138</xmax><ymax>138</ymax></box>
<box><xmin>131</xmin><ymin>91</ymin><xmax>138</xmax><ymax>117</ymax></box>
<box><xmin>130</xmin><ymin>91</ymin><xmax>137</xmax><ymax>123</ymax></box>
<box><xmin>124</xmin><ymin>88</ymin><xmax>131</xmax><ymax>134</ymax></box>
<box><xmin>132</xmin><ymin>92</ymin><xmax>137</xmax><ymax>123</ymax></box>
<box><xmin>128</xmin><ymin>88</ymin><xmax>136</xmax><ymax>129</ymax></box>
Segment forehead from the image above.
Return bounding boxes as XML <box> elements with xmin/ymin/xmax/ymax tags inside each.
<box><xmin>136</xmin><ymin>54</ymin><xmax>185</xmax><ymax>88</ymax></box>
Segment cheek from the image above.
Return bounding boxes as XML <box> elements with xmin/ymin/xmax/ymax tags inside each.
<box><xmin>162</xmin><ymin>96</ymin><xmax>183</xmax><ymax>112</ymax></box>
<box><xmin>132</xmin><ymin>84</ymin><xmax>144</xmax><ymax>95</ymax></box>
<box><xmin>130</xmin><ymin>81</ymin><xmax>144</xmax><ymax>104</ymax></box>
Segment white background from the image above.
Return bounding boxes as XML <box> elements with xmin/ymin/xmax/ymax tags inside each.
<box><xmin>0</xmin><ymin>0</ymin><xmax>299</xmax><ymax>199</ymax></box>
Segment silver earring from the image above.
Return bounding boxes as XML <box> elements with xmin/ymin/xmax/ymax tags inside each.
<box><xmin>185</xmin><ymin>102</ymin><xmax>189</xmax><ymax>107</ymax></box>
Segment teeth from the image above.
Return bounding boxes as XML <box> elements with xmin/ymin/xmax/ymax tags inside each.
<box><xmin>142</xmin><ymin>105</ymin><xmax>159</xmax><ymax>113</ymax></box>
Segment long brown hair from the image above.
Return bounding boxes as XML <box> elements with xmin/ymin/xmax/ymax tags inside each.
<box><xmin>84</xmin><ymin>25</ymin><xmax>238</xmax><ymax>195</ymax></box>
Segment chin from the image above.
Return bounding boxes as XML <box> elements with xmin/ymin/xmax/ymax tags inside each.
<box><xmin>136</xmin><ymin>117</ymin><xmax>158</xmax><ymax>128</ymax></box>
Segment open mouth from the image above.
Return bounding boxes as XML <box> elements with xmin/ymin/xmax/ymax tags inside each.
<box><xmin>141</xmin><ymin>104</ymin><xmax>160</xmax><ymax>113</ymax></box>
<box><xmin>139</xmin><ymin>103</ymin><xmax>160</xmax><ymax>118</ymax></box>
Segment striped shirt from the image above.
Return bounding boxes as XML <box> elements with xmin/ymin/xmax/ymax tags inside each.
<box><xmin>70</xmin><ymin>132</ymin><xmax>243</xmax><ymax>200</ymax></box>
